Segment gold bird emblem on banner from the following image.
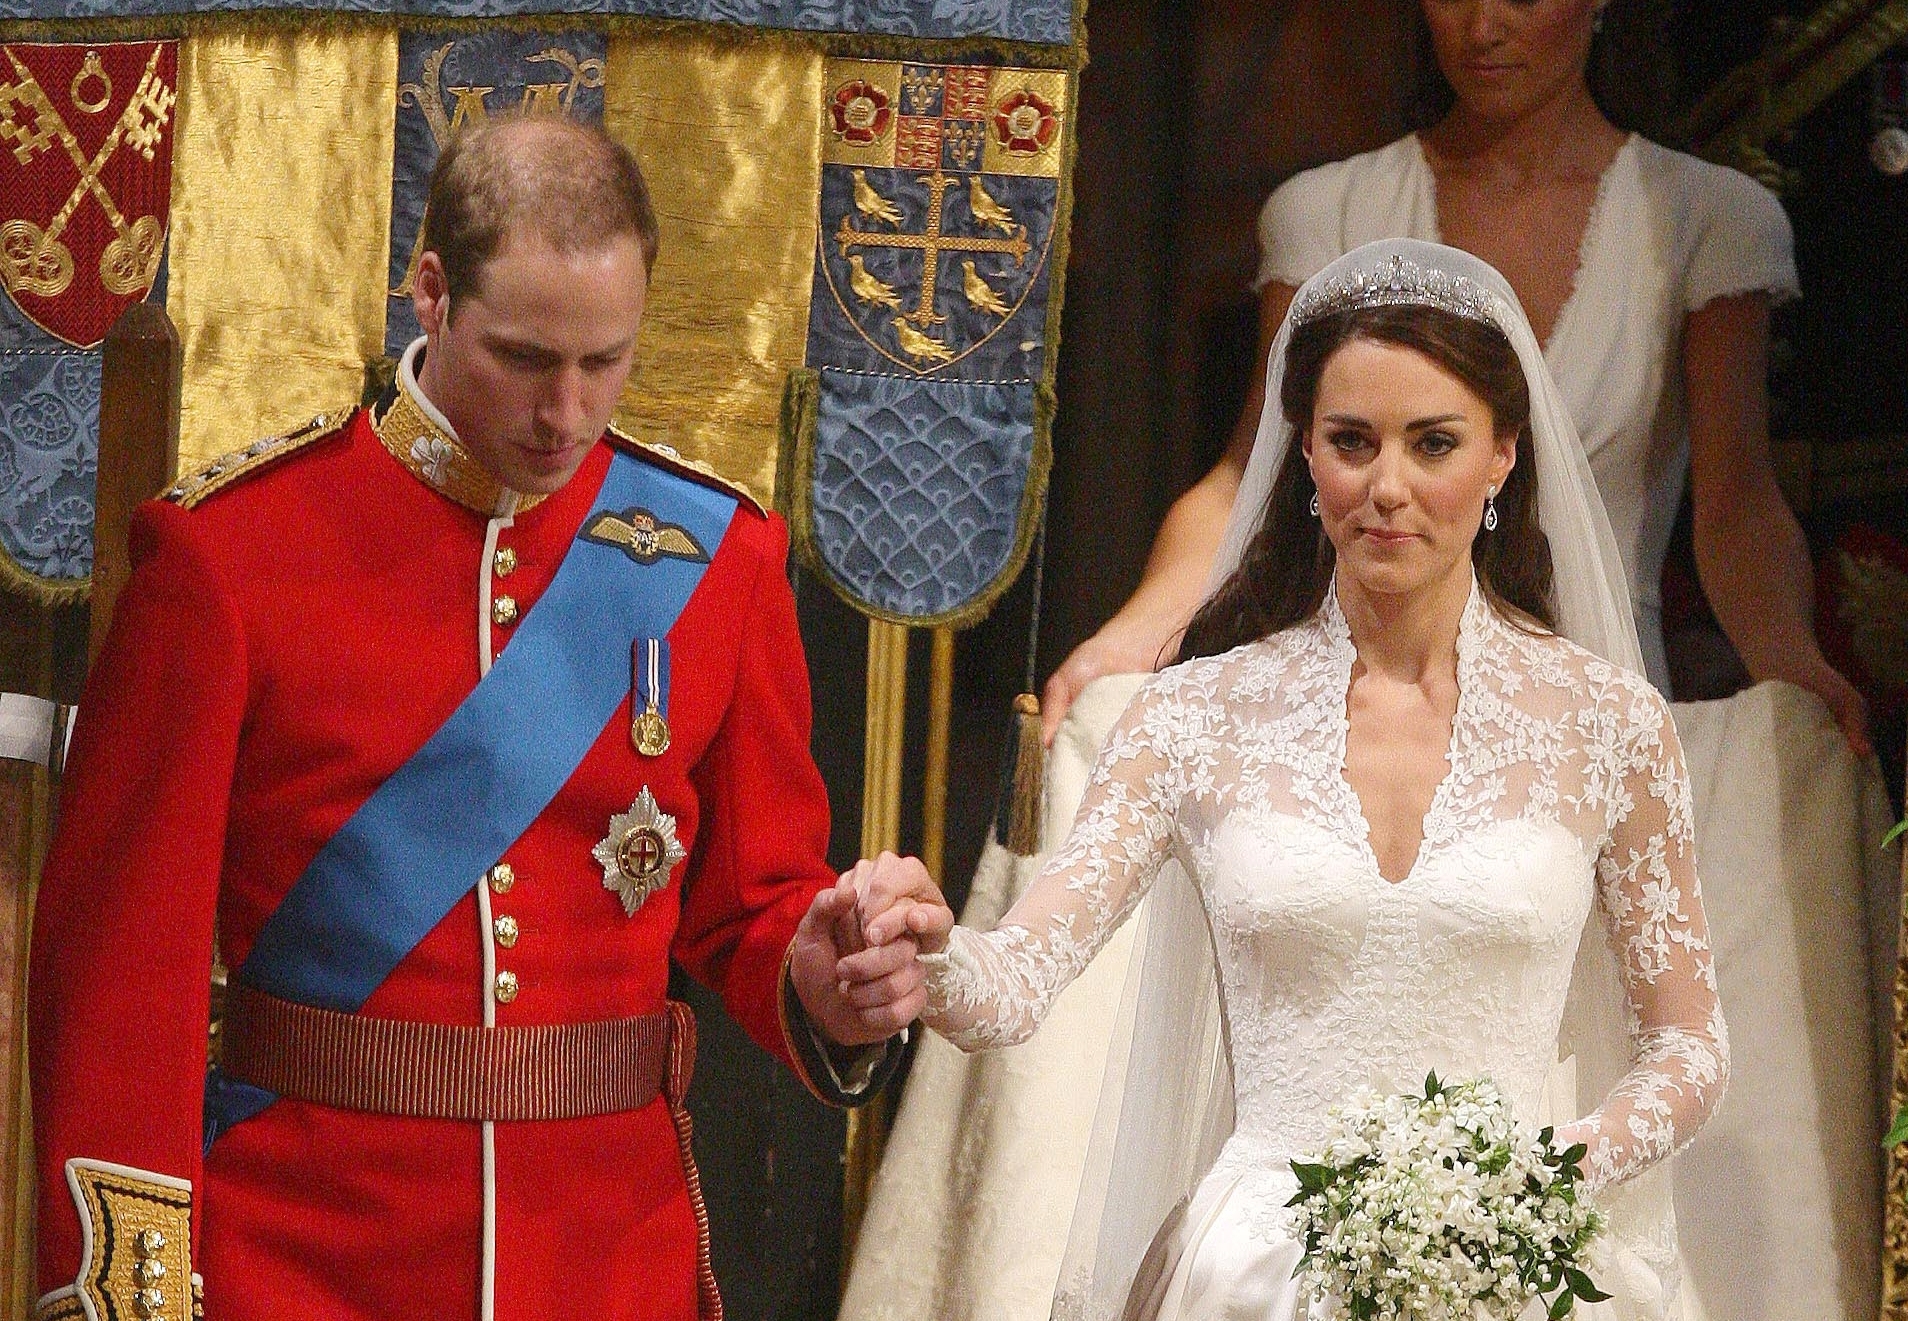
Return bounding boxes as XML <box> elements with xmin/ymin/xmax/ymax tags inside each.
<box><xmin>892</xmin><ymin>317</ymin><xmax>955</xmax><ymax>364</ymax></box>
<box><xmin>847</xmin><ymin>254</ymin><xmax>902</xmax><ymax>309</ymax></box>
<box><xmin>582</xmin><ymin>507</ymin><xmax>709</xmax><ymax>565</ymax></box>
<box><xmin>961</xmin><ymin>260</ymin><xmax>1010</xmax><ymax>317</ymax></box>
<box><xmin>969</xmin><ymin>177</ymin><xmax>1016</xmax><ymax>234</ymax></box>
<box><xmin>851</xmin><ymin>168</ymin><xmax>904</xmax><ymax>226</ymax></box>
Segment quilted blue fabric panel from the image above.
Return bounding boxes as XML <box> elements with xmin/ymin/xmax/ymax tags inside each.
<box><xmin>0</xmin><ymin>0</ymin><xmax>1073</xmax><ymax>45</ymax></box>
<box><xmin>0</xmin><ymin>254</ymin><xmax>170</xmax><ymax>592</ymax></box>
<box><xmin>809</xmin><ymin>367</ymin><xmax>1031</xmax><ymax>619</ymax></box>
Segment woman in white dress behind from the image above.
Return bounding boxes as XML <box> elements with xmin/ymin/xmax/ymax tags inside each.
<box><xmin>850</xmin><ymin>240</ymin><xmax>1725</xmax><ymax>1321</ymax></box>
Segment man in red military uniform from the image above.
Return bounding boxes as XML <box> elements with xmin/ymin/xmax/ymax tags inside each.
<box><xmin>30</xmin><ymin>115</ymin><xmax>919</xmax><ymax>1321</ymax></box>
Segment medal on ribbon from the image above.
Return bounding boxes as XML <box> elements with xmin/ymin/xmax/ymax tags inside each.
<box><xmin>630</xmin><ymin>636</ymin><xmax>670</xmax><ymax>757</ymax></box>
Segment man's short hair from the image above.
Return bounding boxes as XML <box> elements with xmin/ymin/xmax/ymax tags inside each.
<box><xmin>423</xmin><ymin>114</ymin><xmax>660</xmax><ymax>309</ymax></box>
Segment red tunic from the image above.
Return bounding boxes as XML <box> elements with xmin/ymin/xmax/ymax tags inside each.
<box><xmin>31</xmin><ymin>406</ymin><xmax>848</xmax><ymax>1320</ymax></box>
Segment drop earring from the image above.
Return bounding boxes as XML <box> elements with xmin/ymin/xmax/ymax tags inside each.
<box><xmin>1309</xmin><ymin>492</ymin><xmax>1320</xmax><ymax>517</ymax></box>
<box><xmin>1484</xmin><ymin>488</ymin><xmax>1499</xmax><ymax>533</ymax></box>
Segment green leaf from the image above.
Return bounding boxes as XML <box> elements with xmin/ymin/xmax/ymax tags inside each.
<box><xmin>1565</xmin><ymin>1267</ymin><xmax>1611</xmax><ymax>1303</ymax></box>
<box><xmin>1548</xmin><ymin>1289</ymin><xmax>1575</xmax><ymax>1319</ymax></box>
<box><xmin>1887</xmin><ymin>1106</ymin><xmax>1908</xmax><ymax>1149</ymax></box>
<box><xmin>1290</xmin><ymin>1160</ymin><xmax>1336</xmax><ymax>1193</ymax></box>
<box><xmin>1884</xmin><ymin>816</ymin><xmax>1907</xmax><ymax>850</ymax></box>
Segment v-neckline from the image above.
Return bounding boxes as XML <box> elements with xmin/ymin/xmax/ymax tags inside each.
<box><xmin>1413</xmin><ymin>131</ymin><xmax>1633</xmax><ymax>359</ymax></box>
<box><xmin>1322</xmin><ymin>584</ymin><xmax>1482</xmax><ymax>886</ymax></box>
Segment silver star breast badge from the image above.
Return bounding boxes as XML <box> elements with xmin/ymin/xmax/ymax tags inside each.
<box><xmin>593</xmin><ymin>788</ymin><xmax>687</xmax><ymax>917</ymax></box>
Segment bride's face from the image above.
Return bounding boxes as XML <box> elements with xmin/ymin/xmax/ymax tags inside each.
<box><xmin>1302</xmin><ymin>337</ymin><xmax>1515</xmax><ymax>605</ymax></box>
<box><xmin>1421</xmin><ymin>0</ymin><xmax>1599</xmax><ymax>122</ymax></box>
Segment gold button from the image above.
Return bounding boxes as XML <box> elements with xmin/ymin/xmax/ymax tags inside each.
<box><xmin>494</xmin><ymin>970</ymin><xmax>519</xmax><ymax>1004</ymax></box>
<box><xmin>491</xmin><ymin>595</ymin><xmax>518</xmax><ymax>626</ymax></box>
<box><xmin>493</xmin><ymin>914</ymin><xmax>519</xmax><ymax>948</ymax></box>
<box><xmin>494</xmin><ymin>545</ymin><xmax>517</xmax><ymax>578</ymax></box>
<box><xmin>488</xmin><ymin>862</ymin><xmax>515</xmax><ymax>894</ymax></box>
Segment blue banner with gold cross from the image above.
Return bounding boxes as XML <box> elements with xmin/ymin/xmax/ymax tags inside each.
<box><xmin>789</xmin><ymin>57</ymin><xmax>1066</xmax><ymax>627</ymax></box>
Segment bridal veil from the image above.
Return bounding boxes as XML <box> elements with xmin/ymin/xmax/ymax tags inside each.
<box><xmin>1053</xmin><ymin>239</ymin><xmax>1681</xmax><ymax>1320</ymax></box>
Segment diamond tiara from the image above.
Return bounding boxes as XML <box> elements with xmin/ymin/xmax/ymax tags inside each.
<box><xmin>1290</xmin><ymin>254</ymin><xmax>1505</xmax><ymax>329</ymax></box>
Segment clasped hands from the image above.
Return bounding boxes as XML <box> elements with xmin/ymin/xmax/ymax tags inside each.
<box><xmin>788</xmin><ymin>852</ymin><xmax>956</xmax><ymax>1048</ymax></box>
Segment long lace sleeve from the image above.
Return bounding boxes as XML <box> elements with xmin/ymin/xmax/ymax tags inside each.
<box><xmin>921</xmin><ymin>676</ymin><xmax>1191</xmax><ymax>1051</ymax></box>
<box><xmin>1568</xmin><ymin>676</ymin><xmax>1728</xmax><ymax>1193</ymax></box>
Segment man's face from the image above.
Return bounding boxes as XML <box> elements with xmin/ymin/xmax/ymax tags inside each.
<box><xmin>412</xmin><ymin>230</ymin><xmax>648</xmax><ymax>495</ymax></box>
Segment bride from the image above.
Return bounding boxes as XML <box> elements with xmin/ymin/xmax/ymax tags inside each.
<box><xmin>846</xmin><ymin>240</ymin><xmax>1724</xmax><ymax>1320</ymax></box>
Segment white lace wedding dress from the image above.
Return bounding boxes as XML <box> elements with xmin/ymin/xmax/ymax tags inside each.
<box><xmin>923</xmin><ymin>584</ymin><xmax>1726</xmax><ymax>1321</ymax></box>
<box><xmin>842</xmin><ymin>136</ymin><xmax>1893</xmax><ymax>1321</ymax></box>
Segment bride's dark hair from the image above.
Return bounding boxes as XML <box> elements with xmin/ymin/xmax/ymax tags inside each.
<box><xmin>1178</xmin><ymin>303</ymin><xmax>1556</xmax><ymax>664</ymax></box>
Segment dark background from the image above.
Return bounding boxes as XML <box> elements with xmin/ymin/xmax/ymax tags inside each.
<box><xmin>690</xmin><ymin>2</ymin><xmax>1908</xmax><ymax>1317</ymax></box>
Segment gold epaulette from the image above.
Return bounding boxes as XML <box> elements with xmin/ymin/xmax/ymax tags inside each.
<box><xmin>163</xmin><ymin>410</ymin><xmax>352</xmax><ymax>510</ymax></box>
<box><xmin>604</xmin><ymin>424</ymin><xmax>764</xmax><ymax>516</ymax></box>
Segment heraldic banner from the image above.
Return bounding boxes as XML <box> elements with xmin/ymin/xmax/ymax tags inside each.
<box><xmin>0</xmin><ymin>1</ymin><xmax>1082</xmax><ymax>636</ymax></box>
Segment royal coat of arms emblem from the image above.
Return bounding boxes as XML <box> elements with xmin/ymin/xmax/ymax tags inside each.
<box><xmin>809</xmin><ymin>59</ymin><xmax>1065</xmax><ymax>380</ymax></box>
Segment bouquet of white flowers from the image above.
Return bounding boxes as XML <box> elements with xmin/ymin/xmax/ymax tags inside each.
<box><xmin>1288</xmin><ymin>1073</ymin><xmax>1606</xmax><ymax>1321</ymax></box>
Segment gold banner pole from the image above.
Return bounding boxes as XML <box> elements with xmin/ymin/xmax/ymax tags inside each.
<box><xmin>1682</xmin><ymin>0</ymin><xmax>1908</xmax><ymax>182</ymax></box>
<box><xmin>842</xmin><ymin>618</ymin><xmax>910</xmax><ymax>1270</ymax></box>
<box><xmin>920</xmin><ymin>627</ymin><xmax>956</xmax><ymax>886</ymax></box>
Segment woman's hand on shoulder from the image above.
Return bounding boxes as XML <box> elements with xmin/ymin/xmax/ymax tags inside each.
<box><xmin>1042</xmin><ymin>622</ymin><xmax>1173</xmax><ymax>745</ymax></box>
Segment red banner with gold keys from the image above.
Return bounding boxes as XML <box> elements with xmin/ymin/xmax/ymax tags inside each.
<box><xmin>0</xmin><ymin>41</ymin><xmax>176</xmax><ymax>349</ymax></box>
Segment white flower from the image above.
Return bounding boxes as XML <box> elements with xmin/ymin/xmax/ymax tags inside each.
<box><xmin>1291</xmin><ymin>1075</ymin><xmax>1606</xmax><ymax>1320</ymax></box>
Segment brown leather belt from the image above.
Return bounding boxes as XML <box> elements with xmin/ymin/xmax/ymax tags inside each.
<box><xmin>220</xmin><ymin>984</ymin><xmax>695</xmax><ymax>1123</ymax></box>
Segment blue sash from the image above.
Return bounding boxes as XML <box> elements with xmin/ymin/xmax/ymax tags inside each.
<box><xmin>206</xmin><ymin>451</ymin><xmax>736</xmax><ymax>1146</ymax></box>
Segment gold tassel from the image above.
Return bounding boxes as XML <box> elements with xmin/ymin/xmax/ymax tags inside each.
<box><xmin>1003</xmin><ymin>692</ymin><xmax>1044</xmax><ymax>857</ymax></box>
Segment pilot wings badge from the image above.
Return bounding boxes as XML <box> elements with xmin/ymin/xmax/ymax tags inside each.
<box><xmin>593</xmin><ymin>788</ymin><xmax>686</xmax><ymax>917</ymax></box>
<box><xmin>582</xmin><ymin>507</ymin><xmax>710</xmax><ymax>566</ymax></box>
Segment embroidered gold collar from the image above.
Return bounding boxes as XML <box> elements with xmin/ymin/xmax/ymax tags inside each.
<box><xmin>372</xmin><ymin>342</ymin><xmax>548</xmax><ymax>517</ymax></box>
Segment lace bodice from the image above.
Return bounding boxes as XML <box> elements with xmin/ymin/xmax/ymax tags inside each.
<box><xmin>923</xmin><ymin>586</ymin><xmax>1726</xmax><ymax>1197</ymax></box>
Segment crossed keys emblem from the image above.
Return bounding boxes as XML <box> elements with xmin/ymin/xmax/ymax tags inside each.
<box><xmin>0</xmin><ymin>44</ymin><xmax>173</xmax><ymax>307</ymax></box>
